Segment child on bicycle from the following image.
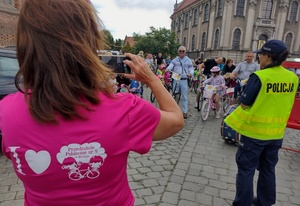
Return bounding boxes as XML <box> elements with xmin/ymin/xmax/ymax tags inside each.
<box><xmin>129</xmin><ymin>79</ymin><xmax>141</xmax><ymax>96</ymax></box>
<box><xmin>202</xmin><ymin>66</ymin><xmax>225</xmax><ymax>118</ymax></box>
<box><xmin>157</xmin><ymin>64</ymin><xmax>171</xmax><ymax>86</ymax></box>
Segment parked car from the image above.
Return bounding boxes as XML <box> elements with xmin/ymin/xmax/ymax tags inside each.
<box><xmin>0</xmin><ymin>48</ymin><xmax>19</xmax><ymax>145</ymax></box>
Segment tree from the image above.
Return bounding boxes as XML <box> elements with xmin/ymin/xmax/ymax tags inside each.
<box><xmin>114</xmin><ymin>38</ymin><xmax>123</xmax><ymax>51</ymax></box>
<box><xmin>103</xmin><ymin>29</ymin><xmax>114</xmax><ymax>50</ymax></box>
<box><xmin>122</xmin><ymin>42</ymin><xmax>132</xmax><ymax>53</ymax></box>
<box><xmin>132</xmin><ymin>27</ymin><xmax>180</xmax><ymax>58</ymax></box>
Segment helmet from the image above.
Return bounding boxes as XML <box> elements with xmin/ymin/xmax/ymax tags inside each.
<box><xmin>160</xmin><ymin>64</ymin><xmax>166</xmax><ymax>70</ymax></box>
<box><xmin>210</xmin><ymin>66</ymin><xmax>220</xmax><ymax>73</ymax></box>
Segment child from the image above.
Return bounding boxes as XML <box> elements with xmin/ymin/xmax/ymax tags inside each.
<box><xmin>157</xmin><ymin>64</ymin><xmax>171</xmax><ymax>86</ymax></box>
<box><xmin>129</xmin><ymin>79</ymin><xmax>141</xmax><ymax>97</ymax></box>
<box><xmin>202</xmin><ymin>66</ymin><xmax>225</xmax><ymax>118</ymax></box>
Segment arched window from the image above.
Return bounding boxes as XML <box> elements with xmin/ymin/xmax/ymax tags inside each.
<box><xmin>217</xmin><ymin>0</ymin><xmax>223</xmax><ymax>17</ymax></box>
<box><xmin>290</xmin><ymin>1</ymin><xmax>298</xmax><ymax>22</ymax></box>
<box><xmin>285</xmin><ymin>33</ymin><xmax>293</xmax><ymax>51</ymax></box>
<box><xmin>214</xmin><ymin>29</ymin><xmax>220</xmax><ymax>49</ymax></box>
<box><xmin>184</xmin><ymin>13</ymin><xmax>189</xmax><ymax>29</ymax></box>
<box><xmin>236</xmin><ymin>0</ymin><xmax>245</xmax><ymax>16</ymax></box>
<box><xmin>201</xmin><ymin>32</ymin><xmax>207</xmax><ymax>50</ymax></box>
<box><xmin>261</xmin><ymin>0</ymin><xmax>273</xmax><ymax>19</ymax></box>
<box><xmin>178</xmin><ymin>17</ymin><xmax>181</xmax><ymax>31</ymax></box>
<box><xmin>183</xmin><ymin>37</ymin><xmax>187</xmax><ymax>47</ymax></box>
<box><xmin>193</xmin><ymin>9</ymin><xmax>198</xmax><ymax>25</ymax></box>
<box><xmin>232</xmin><ymin>28</ymin><xmax>241</xmax><ymax>50</ymax></box>
<box><xmin>258</xmin><ymin>34</ymin><xmax>268</xmax><ymax>48</ymax></box>
<box><xmin>192</xmin><ymin>35</ymin><xmax>196</xmax><ymax>51</ymax></box>
<box><xmin>204</xmin><ymin>4</ymin><xmax>209</xmax><ymax>21</ymax></box>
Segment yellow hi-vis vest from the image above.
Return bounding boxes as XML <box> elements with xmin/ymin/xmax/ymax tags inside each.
<box><xmin>224</xmin><ymin>65</ymin><xmax>299</xmax><ymax>140</ymax></box>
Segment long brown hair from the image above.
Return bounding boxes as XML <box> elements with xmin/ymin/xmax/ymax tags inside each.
<box><xmin>16</xmin><ymin>0</ymin><xmax>115</xmax><ymax>124</ymax></box>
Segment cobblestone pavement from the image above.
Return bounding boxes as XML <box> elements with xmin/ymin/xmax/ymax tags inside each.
<box><xmin>1</xmin><ymin>87</ymin><xmax>300</xmax><ymax>206</ymax></box>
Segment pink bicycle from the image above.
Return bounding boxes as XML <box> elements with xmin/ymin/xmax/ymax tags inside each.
<box><xmin>201</xmin><ymin>85</ymin><xmax>225</xmax><ymax>121</ymax></box>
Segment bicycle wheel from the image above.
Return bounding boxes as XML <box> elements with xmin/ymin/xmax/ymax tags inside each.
<box><xmin>222</xmin><ymin>97</ymin><xmax>230</xmax><ymax>113</ymax></box>
<box><xmin>201</xmin><ymin>100</ymin><xmax>210</xmax><ymax>121</ymax></box>
<box><xmin>173</xmin><ymin>92</ymin><xmax>181</xmax><ymax>104</ymax></box>
<box><xmin>150</xmin><ymin>91</ymin><xmax>156</xmax><ymax>102</ymax></box>
<box><xmin>196</xmin><ymin>91</ymin><xmax>203</xmax><ymax>112</ymax></box>
<box><xmin>193</xmin><ymin>82</ymin><xmax>199</xmax><ymax>94</ymax></box>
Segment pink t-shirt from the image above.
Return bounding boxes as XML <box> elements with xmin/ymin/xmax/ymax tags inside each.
<box><xmin>0</xmin><ymin>92</ymin><xmax>160</xmax><ymax>206</ymax></box>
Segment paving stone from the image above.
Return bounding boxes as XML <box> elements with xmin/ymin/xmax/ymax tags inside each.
<box><xmin>161</xmin><ymin>191</ymin><xmax>179</xmax><ymax>205</ymax></box>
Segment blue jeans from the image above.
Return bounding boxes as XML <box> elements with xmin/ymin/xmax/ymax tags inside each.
<box><xmin>233</xmin><ymin>135</ymin><xmax>283</xmax><ymax>206</ymax></box>
<box><xmin>173</xmin><ymin>79</ymin><xmax>188</xmax><ymax>113</ymax></box>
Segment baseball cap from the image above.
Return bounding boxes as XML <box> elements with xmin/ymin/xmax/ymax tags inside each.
<box><xmin>254</xmin><ymin>39</ymin><xmax>287</xmax><ymax>55</ymax></box>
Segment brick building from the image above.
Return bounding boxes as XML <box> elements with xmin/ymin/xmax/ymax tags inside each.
<box><xmin>0</xmin><ymin>0</ymin><xmax>24</xmax><ymax>47</ymax></box>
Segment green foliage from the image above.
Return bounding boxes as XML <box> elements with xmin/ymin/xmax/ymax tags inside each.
<box><xmin>122</xmin><ymin>42</ymin><xmax>132</xmax><ymax>53</ymax></box>
<box><xmin>103</xmin><ymin>30</ymin><xmax>114</xmax><ymax>50</ymax></box>
<box><xmin>132</xmin><ymin>27</ymin><xmax>180</xmax><ymax>58</ymax></box>
<box><xmin>114</xmin><ymin>39</ymin><xmax>123</xmax><ymax>51</ymax></box>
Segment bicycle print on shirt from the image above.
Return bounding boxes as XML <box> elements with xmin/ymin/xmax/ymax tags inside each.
<box><xmin>57</xmin><ymin>142</ymin><xmax>107</xmax><ymax>181</ymax></box>
<box><xmin>8</xmin><ymin>142</ymin><xmax>107</xmax><ymax>181</ymax></box>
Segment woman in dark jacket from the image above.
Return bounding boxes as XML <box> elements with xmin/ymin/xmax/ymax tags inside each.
<box><xmin>222</xmin><ymin>58</ymin><xmax>236</xmax><ymax>74</ymax></box>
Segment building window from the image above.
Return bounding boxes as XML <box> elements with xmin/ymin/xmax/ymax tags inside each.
<box><xmin>261</xmin><ymin>0</ymin><xmax>273</xmax><ymax>19</ymax></box>
<box><xmin>204</xmin><ymin>4</ymin><xmax>209</xmax><ymax>22</ymax></box>
<box><xmin>232</xmin><ymin>28</ymin><xmax>241</xmax><ymax>50</ymax></box>
<box><xmin>290</xmin><ymin>1</ymin><xmax>298</xmax><ymax>22</ymax></box>
<box><xmin>184</xmin><ymin>13</ymin><xmax>189</xmax><ymax>29</ymax></box>
<box><xmin>217</xmin><ymin>0</ymin><xmax>223</xmax><ymax>17</ymax></box>
<box><xmin>192</xmin><ymin>35</ymin><xmax>196</xmax><ymax>51</ymax></box>
<box><xmin>201</xmin><ymin>32</ymin><xmax>207</xmax><ymax>51</ymax></box>
<box><xmin>183</xmin><ymin>37</ymin><xmax>187</xmax><ymax>47</ymax></box>
<box><xmin>236</xmin><ymin>0</ymin><xmax>245</xmax><ymax>16</ymax></box>
<box><xmin>285</xmin><ymin>33</ymin><xmax>293</xmax><ymax>51</ymax></box>
<box><xmin>193</xmin><ymin>9</ymin><xmax>198</xmax><ymax>25</ymax></box>
<box><xmin>214</xmin><ymin>29</ymin><xmax>220</xmax><ymax>49</ymax></box>
<box><xmin>178</xmin><ymin>17</ymin><xmax>181</xmax><ymax>31</ymax></box>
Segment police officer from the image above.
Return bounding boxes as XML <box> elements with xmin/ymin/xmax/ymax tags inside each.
<box><xmin>225</xmin><ymin>40</ymin><xmax>299</xmax><ymax>206</ymax></box>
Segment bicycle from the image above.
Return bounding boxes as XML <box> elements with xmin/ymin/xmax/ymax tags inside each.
<box><xmin>234</xmin><ymin>78</ymin><xmax>248</xmax><ymax>105</ymax></box>
<box><xmin>150</xmin><ymin>76</ymin><xmax>172</xmax><ymax>103</ymax></box>
<box><xmin>195</xmin><ymin>74</ymin><xmax>207</xmax><ymax>111</ymax></box>
<box><xmin>171</xmin><ymin>79</ymin><xmax>181</xmax><ymax>104</ymax></box>
<box><xmin>190</xmin><ymin>75</ymin><xmax>201</xmax><ymax>94</ymax></box>
<box><xmin>222</xmin><ymin>87</ymin><xmax>234</xmax><ymax>113</ymax></box>
<box><xmin>68</xmin><ymin>167</ymin><xmax>100</xmax><ymax>181</ymax></box>
<box><xmin>201</xmin><ymin>85</ymin><xmax>222</xmax><ymax>121</ymax></box>
<box><xmin>196</xmin><ymin>85</ymin><xmax>205</xmax><ymax>112</ymax></box>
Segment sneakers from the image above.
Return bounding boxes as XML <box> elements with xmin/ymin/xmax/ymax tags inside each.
<box><xmin>194</xmin><ymin>102</ymin><xmax>198</xmax><ymax>108</ymax></box>
<box><xmin>215</xmin><ymin>111</ymin><xmax>221</xmax><ymax>119</ymax></box>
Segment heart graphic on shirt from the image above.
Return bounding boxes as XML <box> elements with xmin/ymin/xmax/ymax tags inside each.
<box><xmin>25</xmin><ymin>150</ymin><xmax>51</xmax><ymax>174</ymax></box>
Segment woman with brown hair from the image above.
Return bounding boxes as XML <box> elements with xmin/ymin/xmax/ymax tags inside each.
<box><xmin>0</xmin><ymin>0</ymin><xmax>184</xmax><ymax>205</ymax></box>
<box><xmin>222</xmin><ymin>58</ymin><xmax>236</xmax><ymax>87</ymax></box>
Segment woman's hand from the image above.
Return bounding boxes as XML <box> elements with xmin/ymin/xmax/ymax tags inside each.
<box><xmin>123</xmin><ymin>53</ymin><xmax>157</xmax><ymax>85</ymax></box>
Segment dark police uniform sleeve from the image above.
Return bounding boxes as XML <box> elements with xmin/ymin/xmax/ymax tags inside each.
<box><xmin>240</xmin><ymin>73</ymin><xmax>262</xmax><ymax>106</ymax></box>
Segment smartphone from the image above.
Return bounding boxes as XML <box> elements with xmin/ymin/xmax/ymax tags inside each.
<box><xmin>99</xmin><ymin>55</ymin><xmax>131</xmax><ymax>74</ymax></box>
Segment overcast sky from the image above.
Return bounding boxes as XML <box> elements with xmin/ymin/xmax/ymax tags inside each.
<box><xmin>90</xmin><ymin>0</ymin><xmax>176</xmax><ymax>39</ymax></box>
